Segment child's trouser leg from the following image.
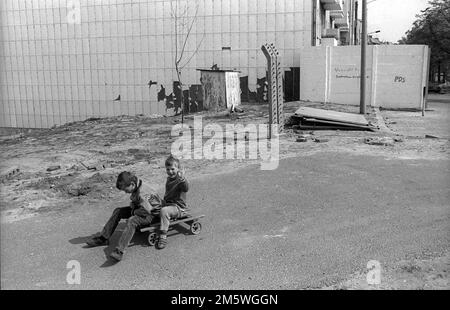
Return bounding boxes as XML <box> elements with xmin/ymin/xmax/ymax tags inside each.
<box><xmin>157</xmin><ymin>206</ymin><xmax>180</xmax><ymax>250</ymax></box>
<box><xmin>116</xmin><ymin>215</ymin><xmax>153</xmax><ymax>253</ymax></box>
<box><xmin>100</xmin><ymin>207</ymin><xmax>132</xmax><ymax>239</ymax></box>
<box><xmin>159</xmin><ymin>205</ymin><xmax>180</xmax><ymax>233</ymax></box>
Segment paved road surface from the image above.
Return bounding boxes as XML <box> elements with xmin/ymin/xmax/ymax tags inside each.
<box><xmin>1</xmin><ymin>153</ymin><xmax>449</xmax><ymax>289</ymax></box>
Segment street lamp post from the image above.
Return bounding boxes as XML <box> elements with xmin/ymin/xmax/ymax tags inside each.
<box><xmin>360</xmin><ymin>0</ymin><xmax>367</xmax><ymax>115</ymax></box>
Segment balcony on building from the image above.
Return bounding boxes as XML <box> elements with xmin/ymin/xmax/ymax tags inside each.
<box><xmin>339</xmin><ymin>27</ymin><xmax>350</xmax><ymax>45</ymax></box>
<box><xmin>323</xmin><ymin>28</ymin><xmax>340</xmax><ymax>40</ymax></box>
<box><xmin>329</xmin><ymin>10</ymin><xmax>344</xmax><ymax>19</ymax></box>
<box><xmin>335</xmin><ymin>16</ymin><xmax>349</xmax><ymax>28</ymax></box>
<box><xmin>320</xmin><ymin>0</ymin><xmax>343</xmax><ymax>11</ymax></box>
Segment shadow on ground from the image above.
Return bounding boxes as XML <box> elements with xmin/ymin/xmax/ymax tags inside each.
<box><xmin>68</xmin><ymin>221</ymin><xmax>193</xmax><ymax>267</ymax></box>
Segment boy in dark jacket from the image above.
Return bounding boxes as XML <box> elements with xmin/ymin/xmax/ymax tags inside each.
<box><xmin>156</xmin><ymin>155</ymin><xmax>189</xmax><ymax>249</ymax></box>
<box><xmin>86</xmin><ymin>171</ymin><xmax>160</xmax><ymax>261</ymax></box>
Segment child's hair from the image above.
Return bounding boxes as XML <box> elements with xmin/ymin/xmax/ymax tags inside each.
<box><xmin>116</xmin><ymin>171</ymin><xmax>138</xmax><ymax>190</ymax></box>
<box><xmin>165</xmin><ymin>154</ymin><xmax>180</xmax><ymax>167</ymax></box>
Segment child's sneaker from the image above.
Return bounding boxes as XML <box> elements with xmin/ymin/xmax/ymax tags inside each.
<box><xmin>86</xmin><ymin>236</ymin><xmax>109</xmax><ymax>247</ymax></box>
<box><xmin>156</xmin><ymin>235</ymin><xmax>168</xmax><ymax>250</ymax></box>
<box><xmin>109</xmin><ymin>248</ymin><xmax>123</xmax><ymax>261</ymax></box>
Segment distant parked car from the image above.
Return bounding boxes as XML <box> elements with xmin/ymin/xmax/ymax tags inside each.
<box><xmin>438</xmin><ymin>82</ymin><xmax>450</xmax><ymax>94</ymax></box>
<box><xmin>428</xmin><ymin>82</ymin><xmax>450</xmax><ymax>94</ymax></box>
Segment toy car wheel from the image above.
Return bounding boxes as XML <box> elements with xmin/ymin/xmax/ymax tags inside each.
<box><xmin>190</xmin><ymin>221</ymin><xmax>202</xmax><ymax>235</ymax></box>
<box><xmin>147</xmin><ymin>232</ymin><xmax>158</xmax><ymax>246</ymax></box>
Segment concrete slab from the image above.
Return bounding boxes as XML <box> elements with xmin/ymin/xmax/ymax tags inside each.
<box><xmin>295</xmin><ymin>107</ymin><xmax>369</xmax><ymax>126</ymax></box>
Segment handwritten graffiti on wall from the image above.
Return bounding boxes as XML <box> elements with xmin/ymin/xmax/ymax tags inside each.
<box><xmin>394</xmin><ymin>76</ymin><xmax>406</xmax><ymax>83</ymax></box>
<box><xmin>334</xmin><ymin>66</ymin><xmax>371</xmax><ymax>79</ymax></box>
<box><xmin>336</xmin><ymin>74</ymin><xmax>358</xmax><ymax>79</ymax></box>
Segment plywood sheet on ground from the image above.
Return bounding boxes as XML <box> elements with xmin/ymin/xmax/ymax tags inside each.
<box><xmin>294</xmin><ymin>107</ymin><xmax>369</xmax><ymax>126</ymax></box>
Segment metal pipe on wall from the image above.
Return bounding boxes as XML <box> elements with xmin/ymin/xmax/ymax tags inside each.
<box><xmin>312</xmin><ymin>0</ymin><xmax>317</xmax><ymax>46</ymax></box>
<box><xmin>355</xmin><ymin>0</ymin><xmax>358</xmax><ymax>45</ymax></box>
<box><xmin>360</xmin><ymin>0</ymin><xmax>367</xmax><ymax>114</ymax></box>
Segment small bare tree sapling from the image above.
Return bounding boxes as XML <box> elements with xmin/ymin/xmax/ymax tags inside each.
<box><xmin>170</xmin><ymin>0</ymin><xmax>204</xmax><ymax>124</ymax></box>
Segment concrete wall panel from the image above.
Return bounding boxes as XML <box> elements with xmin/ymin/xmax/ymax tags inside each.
<box><xmin>300</xmin><ymin>45</ymin><xmax>428</xmax><ymax>109</ymax></box>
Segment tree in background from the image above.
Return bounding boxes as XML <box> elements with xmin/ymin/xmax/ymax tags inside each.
<box><xmin>399</xmin><ymin>0</ymin><xmax>450</xmax><ymax>83</ymax></box>
<box><xmin>170</xmin><ymin>0</ymin><xmax>204</xmax><ymax>123</ymax></box>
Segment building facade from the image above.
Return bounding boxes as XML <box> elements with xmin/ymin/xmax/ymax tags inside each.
<box><xmin>0</xmin><ymin>0</ymin><xmax>356</xmax><ymax>128</ymax></box>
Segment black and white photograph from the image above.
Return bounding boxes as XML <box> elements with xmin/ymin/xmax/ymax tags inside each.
<box><xmin>0</xmin><ymin>0</ymin><xmax>449</xmax><ymax>295</ymax></box>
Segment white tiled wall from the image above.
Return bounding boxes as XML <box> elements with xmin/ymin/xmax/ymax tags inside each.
<box><xmin>0</xmin><ymin>0</ymin><xmax>313</xmax><ymax>128</ymax></box>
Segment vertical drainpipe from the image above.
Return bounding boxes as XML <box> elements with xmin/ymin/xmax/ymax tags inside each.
<box><xmin>325</xmin><ymin>46</ymin><xmax>331</xmax><ymax>103</ymax></box>
<box><xmin>371</xmin><ymin>45</ymin><xmax>378</xmax><ymax>107</ymax></box>
<box><xmin>312</xmin><ymin>0</ymin><xmax>317</xmax><ymax>46</ymax></box>
<box><xmin>349</xmin><ymin>0</ymin><xmax>353</xmax><ymax>45</ymax></box>
<box><xmin>423</xmin><ymin>46</ymin><xmax>431</xmax><ymax>115</ymax></box>
<box><xmin>360</xmin><ymin>0</ymin><xmax>367</xmax><ymax>114</ymax></box>
<box><xmin>354</xmin><ymin>1</ymin><xmax>358</xmax><ymax>45</ymax></box>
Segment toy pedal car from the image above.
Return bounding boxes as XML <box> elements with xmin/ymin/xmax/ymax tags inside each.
<box><xmin>139</xmin><ymin>214</ymin><xmax>205</xmax><ymax>246</ymax></box>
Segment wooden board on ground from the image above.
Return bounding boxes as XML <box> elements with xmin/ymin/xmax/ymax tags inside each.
<box><xmin>294</xmin><ymin>107</ymin><xmax>369</xmax><ymax>127</ymax></box>
<box><xmin>302</xmin><ymin>118</ymin><xmax>376</xmax><ymax>131</ymax></box>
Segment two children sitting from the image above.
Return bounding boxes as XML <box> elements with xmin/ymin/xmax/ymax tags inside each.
<box><xmin>86</xmin><ymin>155</ymin><xmax>189</xmax><ymax>262</ymax></box>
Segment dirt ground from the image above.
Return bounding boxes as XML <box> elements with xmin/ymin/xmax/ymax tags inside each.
<box><xmin>1</xmin><ymin>98</ymin><xmax>448</xmax><ymax>290</ymax></box>
<box><xmin>0</xmin><ymin>101</ymin><xmax>377</xmax><ymax>222</ymax></box>
<box><xmin>322</xmin><ymin>251</ymin><xmax>449</xmax><ymax>290</ymax></box>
